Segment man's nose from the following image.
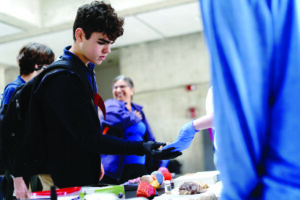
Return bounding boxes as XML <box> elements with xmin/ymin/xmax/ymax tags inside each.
<box><xmin>103</xmin><ymin>44</ymin><xmax>111</xmax><ymax>54</ymax></box>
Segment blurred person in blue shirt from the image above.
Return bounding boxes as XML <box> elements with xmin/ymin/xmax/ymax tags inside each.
<box><xmin>200</xmin><ymin>0</ymin><xmax>300</xmax><ymax>199</ymax></box>
<box><xmin>1</xmin><ymin>43</ymin><xmax>54</xmax><ymax>107</ymax></box>
<box><xmin>0</xmin><ymin>42</ymin><xmax>54</xmax><ymax>200</ymax></box>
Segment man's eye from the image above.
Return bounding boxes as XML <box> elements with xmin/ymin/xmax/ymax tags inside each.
<box><xmin>98</xmin><ymin>42</ymin><xmax>105</xmax><ymax>45</ymax></box>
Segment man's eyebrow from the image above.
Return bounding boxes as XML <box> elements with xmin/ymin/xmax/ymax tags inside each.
<box><xmin>98</xmin><ymin>38</ymin><xmax>114</xmax><ymax>44</ymax></box>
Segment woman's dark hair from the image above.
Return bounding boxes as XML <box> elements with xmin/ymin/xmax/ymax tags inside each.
<box><xmin>73</xmin><ymin>1</ymin><xmax>124</xmax><ymax>41</ymax></box>
<box><xmin>113</xmin><ymin>75</ymin><xmax>134</xmax><ymax>88</ymax></box>
<box><xmin>17</xmin><ymin>42</ymin><xmax>55</xmax><ymax>75</ymax></box>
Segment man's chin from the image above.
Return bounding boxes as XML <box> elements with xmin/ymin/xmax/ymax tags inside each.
<box><xmin>94</xmin><ymin>60</ymin><xmax>103</xmax><ymax>65</ymax></box>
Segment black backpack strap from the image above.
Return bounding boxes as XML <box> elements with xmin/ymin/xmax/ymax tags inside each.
<box><xmin>34</xmin><ymin>59</ymin><xmax>94</xmax><ymax>98</ymax></box>
<box><xmin>44</xmin><ymin>59</ymin><xmax>106</xmax><ymax>118</ymax></box>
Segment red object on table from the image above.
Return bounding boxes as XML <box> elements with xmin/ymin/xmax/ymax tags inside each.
<box><xmin>32</xmin><ymin>186</ymin><xmax>81</xmax><ymax>197</ymax></box>
<box><xmin>158</xmin><ymin>167</ymin><xmax>172</xmax><ymax>180</ymax></box>
<box><xmin>162</xmin><ymin>171</ymin><xmax>172</xmax><ymax>180</ymax></box>
<box><xmin>136</xmin><ymin>181</ymin><xmax>157</xmax><ymax>198</ymax></box>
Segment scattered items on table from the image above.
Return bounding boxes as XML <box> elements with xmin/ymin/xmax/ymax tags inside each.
<box><xmin>179</xmin><ymin>182</ymin><xmax>208</xmax><ymax>195</ymax></box>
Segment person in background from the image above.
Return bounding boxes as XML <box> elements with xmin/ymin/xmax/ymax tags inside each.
<box><xmin>0</xmin><ymin>42</ymin><xmax>55</xmax><ymax>200</ymax></box>
<box><xmin>32</xmin><ymin>0</ymin><xmax>180</xmax><ymax>190</ymax></box>
<box><xmin>100</xmin><ymin>75</ymin><xmax>164</xmax><ymax>184</ymax></box>
<box><xmin>0</xmin><ymin>42</ymin><xmax>54</xmax><ymax>107</ymax></box>
<box><xmin>200</xmin><ymin>0</ymin><xmax>300</xmax><ymax>199</ymax></box>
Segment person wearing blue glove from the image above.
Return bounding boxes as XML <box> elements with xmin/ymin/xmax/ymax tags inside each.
<box><xmin>163</xmin><ymin>87</ymin><xmax>214</xmax><ymax>153</ymax></box>
<box><xmin>163</xmin><ymin>115</ymin><xmax>213</xmax><ymax>152</ymax></box>
<box><xmin>167</xmin><ymin>121</ymin><xmax>198</xmax><ymax>152</ymax></box>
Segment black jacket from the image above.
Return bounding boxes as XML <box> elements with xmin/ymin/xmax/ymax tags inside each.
<box><xmin>35</xmin><ymin>59</ymin><xmax>144</xmax><ymax>188</ymax></box>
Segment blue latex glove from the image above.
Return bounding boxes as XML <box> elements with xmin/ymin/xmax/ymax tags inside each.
<box><xmin>163</xmin><ymin>121</ymin><xmax>198</xmax><ymax>152</ymax></box>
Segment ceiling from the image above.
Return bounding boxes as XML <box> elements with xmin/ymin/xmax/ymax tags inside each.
<box><xmin>0</xmin><ymin>0</ymin><xmax>202</xmax><ymax>67</ymax></box>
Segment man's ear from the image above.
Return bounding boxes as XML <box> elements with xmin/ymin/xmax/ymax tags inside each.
<box><xmin>75</xmin><ymin>28</ymin><xmax>85</xmax><ymax>42</ymax></box>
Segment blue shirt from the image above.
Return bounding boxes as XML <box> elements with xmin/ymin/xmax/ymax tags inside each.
<box><xmin>200</xmin><ymin>0</ymin><xmax>300</xmax><ymax>199</ymax></box>
<box><xmin>101</xmin><ymin>99</ymin><xmax>159</xmax><ymax>180</ymax></box>
<box><xmin>123</xmin><ymin>107</ymin><xmax>147</xmax><ymax>165</ymax></box>
<box><xmin>1</xmin><ymin>75</ymin><xmax>25</xmax><ymax>106</ymax></box>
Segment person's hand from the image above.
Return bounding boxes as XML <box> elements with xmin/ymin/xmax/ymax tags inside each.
<box><xmin>151</xmin><ymin>147</ymin><xmax>182</xmax><ymax>160</ymax></box>
<box><xmin>142</xmin><ymin>141</ymin><xmax>166</xmax><ymax>155</ymax></box>
<box><xmin>163</xmin><ymin>120</ymin><xmax>197</xmax><ymax>152</ymax></box>
<box><xmin>13</xmin><ymin>177</ymin><xmax>30</xmax><ymax>199</ymax></box>
<box><xmin>142</xmin><ymin>141</ymin><xmax>182</xmax><ymax>160</ymax></box>
<box><xmin>133</xmin><ymin>110</ymin><xmax>143</xmax><ymax>120</ymax></box>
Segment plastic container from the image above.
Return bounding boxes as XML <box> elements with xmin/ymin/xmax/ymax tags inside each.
<box><xmin>164</xmin><ymin>181</ymin><xmax>171</xmax><ymax>194</ymax></box>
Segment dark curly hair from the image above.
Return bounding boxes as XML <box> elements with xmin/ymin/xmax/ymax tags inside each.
<box><xmin>73</xmin><ymin>1</ymin><xmax>124</xmax><ymax>42</ymax></box>
<box><xmin>17</xmin><ymin>43</ymin><xmax>55</xmax><ymax>75</ymax></box>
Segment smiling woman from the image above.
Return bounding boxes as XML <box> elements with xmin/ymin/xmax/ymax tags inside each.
<box><xmin>100</xmin><ymin>75</ymin><xmax>163</xmax><ymax>184</ymax></box>
<box><xmin>112</xmin><ymin>75</ymin><xmax>134</xmax><ymax>109</ymax></box>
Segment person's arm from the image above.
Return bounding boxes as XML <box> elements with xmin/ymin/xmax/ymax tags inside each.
<box><xmin>163</xmin><ymin>113</ymin><xmax>213</xmax><ymax>152</ymax></box>
<box><xmin>193</xmin><ymin>113</ymin><xmax>213</xmax><ymax>131</ymax></box>
<box><xmin>37</xmin><ymin>73</ymin><xmax>142</xmax><ymax>155</ymax></box>
<box><xmin>13</xmin><ymin>177</ymin><xmax>30</xmax><ymax>199</ymax></box>
<box><xmin>37</xmin><ymin>72</ymin><xmax>180</xmax><ymax>160</ymax></box>
<box><xmin>104</xmin><ymin>99</ymin><xmax>142</xmax><ymax>130</ymax></box>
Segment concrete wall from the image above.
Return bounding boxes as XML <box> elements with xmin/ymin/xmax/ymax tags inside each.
<box><xmin>117</xmin><ymin>32</ymin><xmax>213</xmax><ymax>173</ymax></box>
<box><xmin>0</xmin><ymin>65</ymin><xmax>18</xmax><ymax>93</ymax></box>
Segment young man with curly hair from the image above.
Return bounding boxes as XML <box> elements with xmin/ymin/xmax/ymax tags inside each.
<box><xmin>30</xmin><ymin>0</ymin><xmax>180</xmax><ymax>190</ymax></box>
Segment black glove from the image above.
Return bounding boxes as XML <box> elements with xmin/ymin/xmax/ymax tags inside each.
<box><xmin>142</xmin><ymin>141</ymin><xmax>166</xmax><ymax>155</ymax></box>
<box><xmin>151</xmin><ymin>147</ymin><xmax>182</xmax><ymax>160</ymax></box>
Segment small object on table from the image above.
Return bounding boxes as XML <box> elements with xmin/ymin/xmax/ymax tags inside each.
<box><xmin>158</xmin><ymin>167</ymin><xmax>172</xmax><ymax>181</ymax></box>
<box><xmin>158</xmin><ymin>167</ymin><xmax>169</xmax><ymax>173</ymax></box>
<box><xmin>164</xmin><ymin>180</ymin><xmax>172</xmax><ymax>195</ymax></box>
<box><xmin>151</xmin><ymin>171</ymin><xmax>164</xmax><ymax>186</ymax></box>
<box><xmin>127</xmin><ymin>177</ymin><xmax>141</xmax><ymax>184</ymax></box>
<box><xmin>170</xmin><ymin>180</ymin><xmax>175</xmax><ymax>189</ymax></box>
<box><xmin>140</xmin><ymin>175</ymin><xmax>153</xmax><ymax>183</ymax></box>
<box><xmin>179</xmin><ymin>182</ymin><xmax>205</xmax><ymax>195</ymax></box>
<box><xmin>136</xmin><ymin>181</ymin><xmax>158</xmax><ymax>199</ymax></box>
